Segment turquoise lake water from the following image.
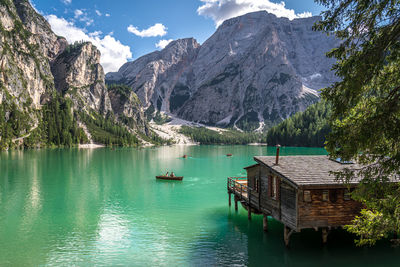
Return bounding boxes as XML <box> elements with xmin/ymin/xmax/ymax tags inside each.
<box><xmin>0</xmin><ymin>146</ymin><xmax>399</xmax><ymax>266</ymax></box>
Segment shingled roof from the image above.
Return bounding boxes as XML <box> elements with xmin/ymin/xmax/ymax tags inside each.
<box><xmin>253</xmin><ymin>156</ymin><xmax>361</xmax><ymax>187</ymax></box>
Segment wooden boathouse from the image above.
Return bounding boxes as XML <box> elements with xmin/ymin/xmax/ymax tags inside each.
<box><xmin>227</xmin><ymin>148</ymin><xmax>363</xmax><ymax>246</ymax></box>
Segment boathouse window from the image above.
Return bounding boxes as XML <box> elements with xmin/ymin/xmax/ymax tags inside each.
<box><xmin>255</xmin><ymin>178</ymin><xmax>259</xmax><ymax>192</ymax></box>
<box><xmin>344</xmin><ymin>189</ymin><xmax>351</xmax><ymax>201</ymax></box>
<box><xmin>329</xmin><ymin>189</ymin><xmax>338</xmax><ymax>203</ymax></box>
<box><xmin>272</xmin><ymin>177</ymin><xmax>277</xmax><ymax>199</ymax></box>
<box><xmin>322</xmin><ymin>190</ymin><xmax>329</xmax><ymax>201</ymax></box>
<box><xmin>272</xmin><ymin>176</ymin><xmax>279</xmax><ymax>200</ymax></box>
<box><xmin>304</xmin><ymin>190</ymin><xmax>311</xmax><ymax>202</ymax></box>
<box><xmin>268</xmin><ymin>175</ymin><xmax>278</xmax><ymax>199</ymax></box>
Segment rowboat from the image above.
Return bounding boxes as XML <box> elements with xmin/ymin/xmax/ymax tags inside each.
<box><xmin>226</xmin><ymin>153</ymin><xmax>233</xmax><ymax>157</ymax></box>
<box><xmin>156</xmin><ymin>175</ymin><xmax>183</xmax><ymax>181</ymax></box>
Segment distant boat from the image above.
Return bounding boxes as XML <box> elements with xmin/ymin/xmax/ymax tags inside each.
<box><xmin>226</xmin><ymin>153</ymin><xmax>233</xmax><ymax>157</ymax></box>
<box><xmin>156</xmin><ymin>175</ymin><xmax>183</xmax><ymax>181</ymax></box>
<box><xmin>182</xmin><ymin>155</ymin><xmax>188</xmax><ymax>158</ymax></box>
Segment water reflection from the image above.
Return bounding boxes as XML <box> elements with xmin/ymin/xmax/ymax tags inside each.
<box><xmin>1</xmin><ymin>146</ymin><xmax>397</xmax><ymax>266</ymax></box>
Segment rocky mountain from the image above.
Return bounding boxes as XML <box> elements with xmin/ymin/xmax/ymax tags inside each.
<box><xmin>51</xmin><ymin>42</ymin><xmax>113</xmax><ymax>115</ymax></box>
<box><xmin>107</xmin><ymin>38</ymin><xmax>200</xmax><ymax>112</ymax></box>
<box><xmin>0</xmin><ymin>0</ymin><xmax>148</xmax><ymax>149</ymax></box>
<box><xmin>107</xmin><ymin>84</ymin><xmax>148</xmax><ymax>134</ymax></box>
<box><xmin>107</xmin><ymin>11</ymin><xmax>339</xmax><ymax>131</ymax></box>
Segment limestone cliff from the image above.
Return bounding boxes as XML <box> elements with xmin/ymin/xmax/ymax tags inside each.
<box><xmin>107</xmin><ymin>38</ymin><xmax>200</xmax><ymax>111</ymax></box>
<box><xmin>0</xmin><ymin>0</ymin><xmax>149</xmax><ymax>148</ymax></box>
<box><xmin>107</xmin><ymin>84</ymin><xmax>148</xmax><ymax>135</ymax></box>
<box><xmin>107</xmin><ymin>11</ymin><xmax>339</xmax><ymax>131</ymax></box>
<box><xmin>51</xmin><ymin>42</ymin><xmax>112</xmax><ymax>115</ymax></box>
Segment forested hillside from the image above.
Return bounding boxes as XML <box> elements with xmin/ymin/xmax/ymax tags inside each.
<box><xmin>266</xmin><ymin>101</ymin><xmax>330</xmax><ymax>147</ymax></box>
<box><xmin>0</xmin><ymin>1</ymin><xmax>151</xmax><ymax>150</ymax></box>
<box><xmin>179</xmin><ymin>126</ymin><xmax>264</xmax><ymax>145</ymax></box>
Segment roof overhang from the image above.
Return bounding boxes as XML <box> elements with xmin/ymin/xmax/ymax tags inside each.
<box><xmin>244</xmin><ymin>163</ymin><xmax>259</xmax><ymax>170</ymax></box>
<box><xmin>254</xmin><ymin>157</ymin><xmax>300</xmax><ymax>189</ymax></box>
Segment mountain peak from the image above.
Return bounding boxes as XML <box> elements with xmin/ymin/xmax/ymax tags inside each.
<box><xmin>106</xmin><ymin>11</ymin><xmax>339</xmax><ymax>130</ymax></box>
<box><xmin>220</xmin><ymin>10</ymin><xmax>280</xmax><ymax>26</ymax></box>
<box><xmin>164</xmin><ymin>38</ymin><xmax>200</xmax><ymax>50</ymax></box>
<box><xmin>219</xmin><ymin>10</ymin><xmax>320</xmax><ymax>30</ymax></box>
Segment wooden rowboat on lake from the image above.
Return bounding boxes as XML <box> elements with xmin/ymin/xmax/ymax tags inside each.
<box><xmin>156</xmin><ymin>175</ymin><xmax>183</xmax><ymax>181</ymax></box>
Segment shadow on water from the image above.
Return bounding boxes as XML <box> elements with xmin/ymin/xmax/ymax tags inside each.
<box><xmin>155</xmin><ymin>179</ymin><xmax>183</xmax><ymax>184</ymax></box>
<box><xmin>187</xmin><ymin>206</ymin><xmax>400</xmax><ymax>267</ymax></box>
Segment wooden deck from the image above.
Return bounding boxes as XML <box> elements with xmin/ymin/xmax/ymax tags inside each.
<box><xmin>227</xmin><ymin>177</ymin><xmax>261</xmax><ymax>216</ymax></box>
<box><xmin>227</xmin><ymin>177</ymin><xmax>248</xmax><ymax>199</ymax></box>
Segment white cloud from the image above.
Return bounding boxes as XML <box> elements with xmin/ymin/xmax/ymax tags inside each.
<box><xmin>61</xmin><ymin>0</ymin><xmax>71</xmax><ymax>4</ymax></box>
<box><xmin>45</xmin><ymin>15</ymin><xmax>132</xmax><ymax>73</ymax></box>
<box><xmin>89</xmin><ymin>31</ymin><xmax>102</xmax><ymax>37</ymax></box>
<box><xmin>155</xmin><ymin>39</ymin><xmax>173</xmax><ymax>49</ymax></box>
<box><xmin>74</xmin><ymin>9</ymin><xmax>83</xmax><ymax>18</ymax></box>
<box><xmin>105</xmin><ymin>13</ymin><xmax>110</xmax><ymax>17</ymax></box>
<box><xmin>74</xmin><ymin>9</ymin><xmax>94</xmax><ymax>26</ymax></box>
<box><xmin>197</xmin><ymin>0</ymin><xmax>312</xmax><ymax>27</ymax></box>
<box><xmin>95</xmin><ymin>10</ymin><xmax>102</xmax><ymax>16</ymax></box>
<box><xmin>127</xmin><ymin>23</ymin><xmax>167</xmax><ymax>37</ymax></box>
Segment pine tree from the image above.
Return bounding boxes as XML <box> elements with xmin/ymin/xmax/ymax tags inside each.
<box><xmin>315</xmin><ymin>0</ymin><xmax>400</xmax><ymax>246</ymax></box>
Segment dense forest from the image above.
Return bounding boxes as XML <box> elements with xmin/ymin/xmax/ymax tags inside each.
<box><xmin>179</xmin><ymin>101</ymin><xmax>331</xmax><ymax>147</ymax></box>
<box><xmin>266</xmin><ymin>101</ymin><xmax>330</xmax><ymax>147</ymax></box>
<box><xmin>179</xmin><ymin>126</ymin><xmax>264</xmax><ymax>145</ymax></box>
<box><xmin>78</xmin><ymin>110</ymin><xmax>140</xmax><ymax>147</ymax></box>
<box><xmin>0</xmin><ymin>92</ymin><xmax>144</xmax><ymax>149</ymax></box>
<box><xmin>0</xmin><ymin>94</ymin><xmax>88</xmax><ymax>149</ymax></box>
<box><xmin>106</xmin><ymin>83</ymin><xmax>132</xmax><ymax>101</ymax></box>
<box><xmin>39</xmin><ymin>96</ymin><xmax>88</xmax><ymax>147</ymax></box>
<box><xmin>0</xmin><ymin>99</ymin><xmax>31</xmax><ymax>149</ymax></box>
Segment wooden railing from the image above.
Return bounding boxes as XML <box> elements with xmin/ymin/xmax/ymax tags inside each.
<box><xmin>227</xmin><ymin>177</ymin><xmax>249</xmax><ymax>201</ymax></box>
<box><xmin>227</xmin><ymin>177</ymin><xmax>260</xmax><ymax>210</ymax></box>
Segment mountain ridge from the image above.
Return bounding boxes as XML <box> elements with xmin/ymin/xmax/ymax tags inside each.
<box><xmin>106</xmin><ymin>11</ymin><xmax>339</xmax><ymax>131</ymax></box>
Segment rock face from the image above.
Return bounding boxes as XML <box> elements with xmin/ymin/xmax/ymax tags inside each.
<box><xmin>107</xmin><ymin>84</ymin><xmax>148</xmax><ymax>134</ymax></box>
<box><xmin>106</xmin><ymin>38</ymin><xmax>200</xmax><ymax>111</ymax></box>
<box><xmin>0</xmin><ymin>0</ymin><xmax>63</xmax><ymax>110</ymax></box>
<box><xmin>51</xmin><ymin>42</ymin><xmax>112</xmax><ymax>115</ymax></box>
<box><xmin>107</xmin><ymin>11</ymin><xmax>339</xmax><ymax>131</ymax></box>
<box><xmin>0</xmin><ymin>0</ymin><xmax>148</xmax><ymax>147</ymax></box>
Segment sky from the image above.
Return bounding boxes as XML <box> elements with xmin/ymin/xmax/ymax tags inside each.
<box><xmin>30</xmin><ymin>0</ymin><xmax>326</xmax><ymax>73</ymax></box>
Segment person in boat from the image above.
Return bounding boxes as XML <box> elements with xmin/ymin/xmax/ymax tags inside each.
<box><xmin>170</xmin><ymin>172</ymin><xmax>175</xmax><ymax>177</ymax></box>
<box><xmin>165</xmin><ymin>171</ymin><xmax>169</xmax><ymax>176</ymax></box>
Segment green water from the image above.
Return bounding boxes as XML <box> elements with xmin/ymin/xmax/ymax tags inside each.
<box><xmin>0</xmin><ymin>146</ymin><xmax>398</xmax><ymax>266</ymax></box>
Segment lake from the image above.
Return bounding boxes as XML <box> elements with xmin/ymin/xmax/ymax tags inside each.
<box><xmin>0</xmin><ymin>146</ymin><xmax>398</xmax><ymax>266</ymax></box>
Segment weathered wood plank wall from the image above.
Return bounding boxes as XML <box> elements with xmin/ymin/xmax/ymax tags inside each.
<box><xmin>297</xmin><ymin>188</ymin><xmax>362</xmax><ymax>229</ymax></box>
<box><xmin>280</xmin><ymin>183</ymin><xmax>297</xmax><ymax>229</ymax></box>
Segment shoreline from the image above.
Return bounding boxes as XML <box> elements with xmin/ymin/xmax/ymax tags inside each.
<box><xmin>248</xmin><ymin>143</ymin><xmax>268</xmax><ymax>146</ymax></box>
<box><xmin>78</xmin><ymin>143</ymin><xmax>105</xmax><ymax>149</ymax></box>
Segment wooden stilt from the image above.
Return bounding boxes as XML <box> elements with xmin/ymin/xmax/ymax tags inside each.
<box><xmin>228</xmin><ymin>193</ymin><xmax>231</xmax><ymax>207</ymax></box>
<box><xmin>284</xmin><ymin>226</ymin><xmax>293</xmax><ymax>247</ymax></box>
<box><xmin>248</xmin><ymin>206</ymin><xmax>251</xmax><ymax>220</ymax></box>
<box><xmin>234</xmin><ymin>199</ymin><xmax>238</xmax><ymax>211</ymax></box>
<box><xmin>322</xmin><ymin>228</ymin><xmax>329</xmax><ymax>244</ymax></box>
<box><xmin>263</xmin><ymin>214</ymin><xmax>268</xmax><ymax>232</ymax></box>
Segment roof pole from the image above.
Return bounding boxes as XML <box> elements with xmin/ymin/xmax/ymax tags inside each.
<box><xmin>275</xmin><ymin>144</ymin><xmax>281</xmax><ymax>165</ymax></box>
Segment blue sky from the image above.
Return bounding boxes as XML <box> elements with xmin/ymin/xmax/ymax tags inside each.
<box><xmin>31</xmin><ymin>0</ymin><xmax>325</xmax><ymax>73</ymax></box>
